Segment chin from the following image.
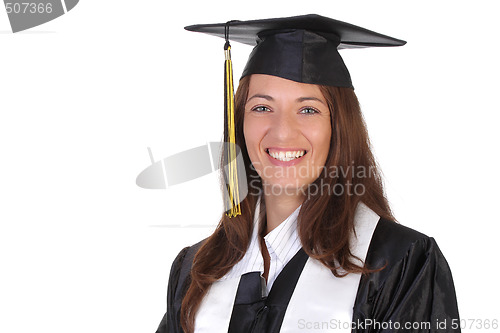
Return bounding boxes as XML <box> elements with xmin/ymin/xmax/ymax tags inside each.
<box><xmin>262</xmin><ymin>179</ymin><xmax>312</xmax><ymax>194</ymax></box>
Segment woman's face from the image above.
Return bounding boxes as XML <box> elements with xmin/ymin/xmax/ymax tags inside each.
<box><xmin>243</xmin><ymin>74</ymin><xmax>332</xmax><ymax>194</ymax></box>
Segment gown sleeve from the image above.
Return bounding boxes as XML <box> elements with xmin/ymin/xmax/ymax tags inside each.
<box><xmin>353</xmin><ymin>219</ymin><xmax>461</xmax><ymax>332</ymax></box>
<box><xmin>155</xmin><ymin>246</ymin><xmax>190</xmax><ymax>333</ymax></box>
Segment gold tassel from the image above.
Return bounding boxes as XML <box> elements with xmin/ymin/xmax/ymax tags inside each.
<box><xmin>224</xmin><ymin>41</ymin><xmax>241</xmax><ymax>218</ymax></box>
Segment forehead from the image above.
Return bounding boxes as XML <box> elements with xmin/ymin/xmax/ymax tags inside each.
<box><xmin>247</xmin><ymin>74</ymin><xmax>324</xmax><ymax>100</ymax></box>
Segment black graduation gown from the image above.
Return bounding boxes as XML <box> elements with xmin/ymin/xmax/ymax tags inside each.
<box><xmin>155</xmin><ymin>218</ymin><xmax>460</xmax><ymax>332</ymax></box>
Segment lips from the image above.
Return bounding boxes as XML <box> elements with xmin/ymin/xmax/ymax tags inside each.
<box><xmin>265</xmin><ymin>148</ymin><xmax>308</xmax><ymax>163</ymax></box>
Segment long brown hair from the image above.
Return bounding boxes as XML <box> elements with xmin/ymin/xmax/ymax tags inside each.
<box><xmin>180</xmin><ymin>76</ymin><xmax>394</xmax><ymax>332</ymax></box>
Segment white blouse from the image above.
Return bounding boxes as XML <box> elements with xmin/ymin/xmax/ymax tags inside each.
<box><xmin>221</xmin><ymin>198</ymin><xmax>302</xmax><ymax>293</ymax></box>
<box><xmin>194</xmin><ymin>199</ymin><xmax>380</xmax><ymax>332</ymax></box>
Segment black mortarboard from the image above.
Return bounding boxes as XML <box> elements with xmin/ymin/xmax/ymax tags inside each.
<box><xmin>185</xmin><ymin>14</ymin><xmax>406</xmax><ymax>88</ymax></box>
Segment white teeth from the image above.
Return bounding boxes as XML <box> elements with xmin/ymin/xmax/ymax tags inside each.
<box><xmin>267</xmin><ymin>150</ymin><xmax>306</xmax><ymax>162</ymax></box>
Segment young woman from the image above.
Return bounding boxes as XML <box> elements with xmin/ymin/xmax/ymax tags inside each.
<box><xmin>156</xmin><ymin>15</ymin><xmax>460</xmax><ymax>333</ymax></box>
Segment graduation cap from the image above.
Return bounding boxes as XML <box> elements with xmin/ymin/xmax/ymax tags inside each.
<box><xmin>184</xmin><ymin>14</ymin><xmax>406</xmax><ymax>217</ymax></box>
<box><xmin>185</xmin><ymin>14</ymin><xmax>406</xmax><ymax>88</ymax></box>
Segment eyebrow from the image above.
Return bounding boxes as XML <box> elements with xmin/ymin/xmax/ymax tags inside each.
<box><xmin>246</xmin><ymin>94</ymin><xmax>274</xmax><ymax>103</ymax></box>
<box><xmin>296</xmin><ymin>96</ymin><xmax>326</xmax><ymax>105</ymax></box>
<box><xmin>246</xmin><ymin>94</ymin><xmax>326</xmax><ymax>105</ymax></box>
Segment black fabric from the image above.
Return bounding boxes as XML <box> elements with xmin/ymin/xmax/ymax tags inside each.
<box><xmin>184</xmin><ymin>14</ymin><xmax>406</xmax><ymax>88</ymax></box>
<box><xmin>155</xmin><ymin>219</ymin><xmax>460</xmax><ymax>333</ymax></box>
<box><xmin>184</xmin><ymin>14</ymin><xmax>406</xmax><ymax>47</ymax></box>
<box><xmin>227</xmin><ymin>248</ymin><xmax>309</xmax><ymax>333</ymax></box>
<box><xmin>155</xmin><ymin>239</ymin><xmax>205</xmax><ymax>333</ymax></box>
<box><xmin>353</xmin><ymin>218</ymin><xmax>461</xmax><ymax>332</ymax></box>
<box><xmin>241</xmin><ymin>30</ymin><xmax>353</xmax><ymax>87</ymax></box>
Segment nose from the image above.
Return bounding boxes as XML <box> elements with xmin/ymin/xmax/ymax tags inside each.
<box><xmin>270</xmin><ymin>109</ymin><xmax>300</xmax><ymax>141</ymax></box>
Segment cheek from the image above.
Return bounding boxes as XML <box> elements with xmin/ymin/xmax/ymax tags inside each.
<box><xmin>243</xmin><ymin>117</ymin><xmax>262</xmax><ymax>159</ymax></box>
<box><xmin>312</xmin><ymin>122</ymin><xmax>332</xmax><ymax>161</ymax></box>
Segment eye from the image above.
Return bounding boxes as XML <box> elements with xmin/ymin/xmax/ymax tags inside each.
<box><xmin>251</xmin><ymin>105</ymin><xmax>272</xmax><ymax>112</ymax></box>
<box><xmin>299</xmin><ymin>107</ymin><xmax>320</xmax><ymax>115</ymax></box>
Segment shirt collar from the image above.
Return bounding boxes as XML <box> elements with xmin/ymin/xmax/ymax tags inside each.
<box><xmin>258</xmin><ymin>197</ymin><xmax>302</xmax><ymax>266</ymax></box>
<box><xmin>218</xmin><ymin>197</ymin><xmax>302</xmax><ymax>281</ymax></box>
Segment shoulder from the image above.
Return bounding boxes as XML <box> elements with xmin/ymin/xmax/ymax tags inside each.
<box><xmin>355</xmin><ymin>219</ymin><xmax>460</xmax><ymax>325</ymax></box>
<box><xmin>170</xmin><ymin>238</ymin><xmax>206</xmax><ymax>274</ymax></box>
<box><xmin>168</xmin><ymin>238</ymin><xmax>207</xmax><ymax>304</ymax></box>
<box><xmin>168</xmin><ymin>238</ymin><xmax>207</xmax><ymax>290</ymax></box>
<box><xmin>366</xmin><ymin>218</ymin><xmax>437</xmax><ymax>268</ymax></box>
<box><xmin>352</xmin><ymin>203</ymin><xmax>437</xmax><ymax>268</ymax></box>
<box><xmin>159</xmin><ymin>239</ymin><xmax>207</xmax><ymax>333</ymax></box>
<box><xmin>373</xmin><ymin>217</ymin><xmax>428</xmax><ymax>243</ymax></box>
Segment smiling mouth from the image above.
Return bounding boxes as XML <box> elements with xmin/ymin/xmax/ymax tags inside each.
<box><xmin>265</xmin><ymin>148</ymin><xmax>307</xmax><ymax>162</ymax></box>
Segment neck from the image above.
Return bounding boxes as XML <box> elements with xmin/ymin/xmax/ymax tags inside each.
<box><xmin>262</xmin><ymin>186</ymin><xmax>304</xmax><ymax>235</ymax></box>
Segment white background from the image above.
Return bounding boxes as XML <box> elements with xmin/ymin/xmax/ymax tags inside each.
<box><xmin>1</xmin><ymin>0</ymin><xmax>499</xmax><ymax>332</ymax></box>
